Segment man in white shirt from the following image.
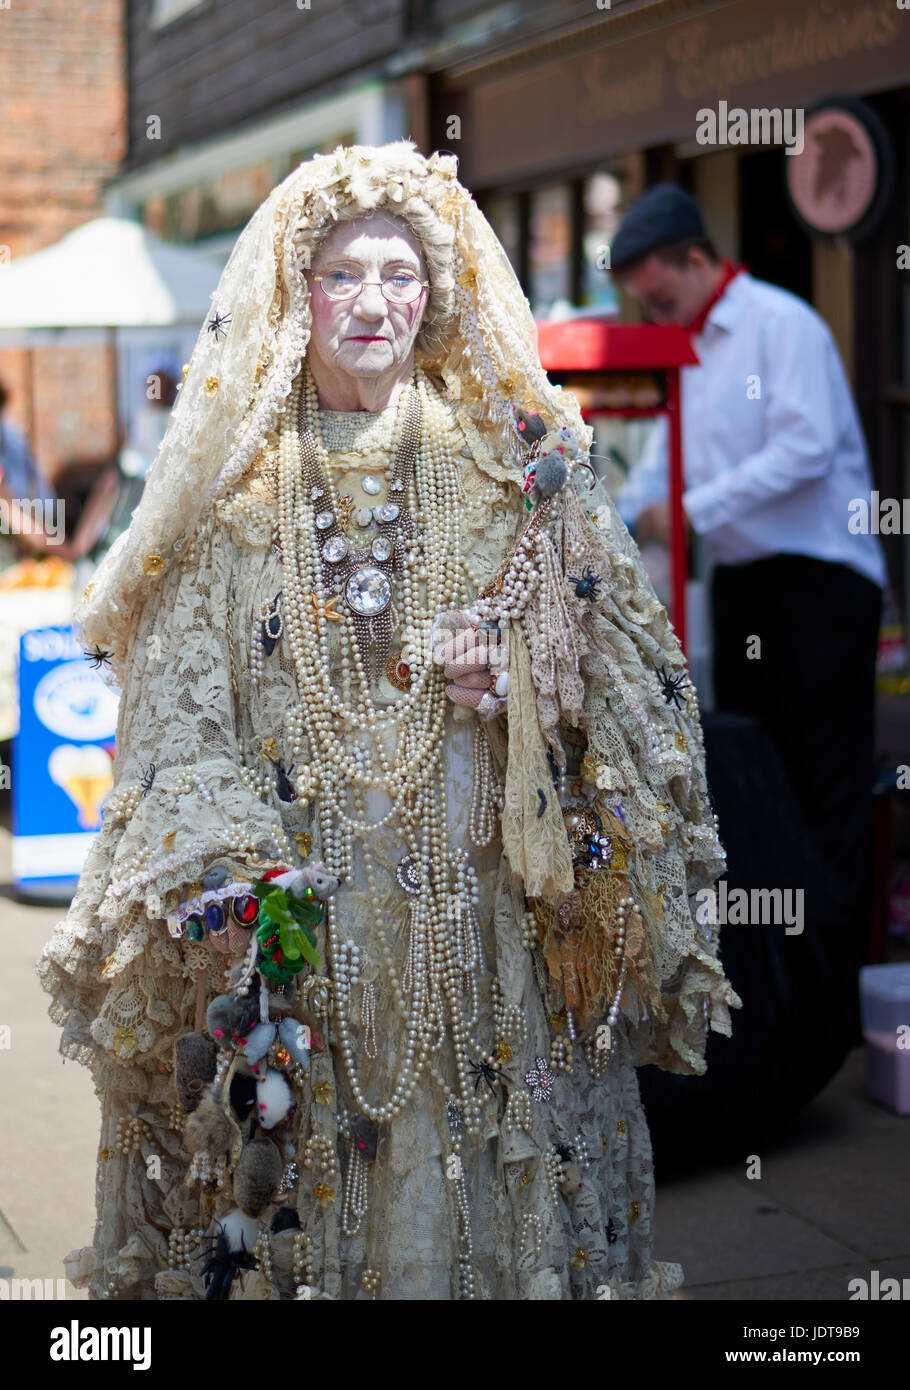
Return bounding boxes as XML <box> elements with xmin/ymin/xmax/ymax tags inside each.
<box><xmin>610</xmin><ymin>184</ymin><xmax>885</xmax><ymax>1041</ymax></box>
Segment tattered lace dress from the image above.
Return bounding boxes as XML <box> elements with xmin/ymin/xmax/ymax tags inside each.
<box><xmin>37</xmin><ymin>381</ymin><xmax>736</xmax><ymax>1300</ymax></box>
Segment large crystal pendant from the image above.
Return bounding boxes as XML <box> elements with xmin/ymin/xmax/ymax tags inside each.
<box><xmin>346</xmin><ymin>566</ymin><xmax>392</xmax><ymax>615</ymax></box>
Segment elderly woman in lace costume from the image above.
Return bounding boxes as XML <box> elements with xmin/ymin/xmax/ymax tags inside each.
<box><xmin>37</xmin><ymin>141</ymin><xmax>739</xmax><ymax>1302</ymax></box>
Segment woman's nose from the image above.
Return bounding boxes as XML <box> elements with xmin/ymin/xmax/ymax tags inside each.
<box><xmin>353</xmin><ymin>282</ymin><xmax>388</xmax><ymax>319</ymax></box>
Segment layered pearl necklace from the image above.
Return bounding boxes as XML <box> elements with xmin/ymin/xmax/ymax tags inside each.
<box><xmin>277</xmin><ymin>361</ymin><xmax>492</xmax><ymax>1133</ymax></box>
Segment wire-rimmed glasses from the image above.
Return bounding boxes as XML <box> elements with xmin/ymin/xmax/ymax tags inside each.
<box><xmin>311</xmin><ymin>268</ymin><xmax>429</xmax><ymax>304</ymax></box>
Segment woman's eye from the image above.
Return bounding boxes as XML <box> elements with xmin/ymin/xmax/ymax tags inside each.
<box><xmin>327</xmin><ymin>270</ymin><xmax>358</xmax><ymax>285</ymax></box>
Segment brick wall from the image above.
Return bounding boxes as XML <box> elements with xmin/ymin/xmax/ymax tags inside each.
<box><xmin>0</xmin><ymin>0</ymin><xmax>126</xmax><ymax>484</ymax></box>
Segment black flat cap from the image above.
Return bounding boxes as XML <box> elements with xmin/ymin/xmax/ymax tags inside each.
<box><xmin>610</xmin><ymin>183</ymin><xmax>705</xmax><ymax>271</ymax></box>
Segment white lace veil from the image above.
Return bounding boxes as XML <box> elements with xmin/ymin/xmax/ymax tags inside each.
<box><xmin>75</xmin><ymin>139</ymin><xmax>596</xmax><ymax>676</ymax></box>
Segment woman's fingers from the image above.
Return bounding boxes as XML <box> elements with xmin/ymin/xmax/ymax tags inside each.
<box><xmin>445</xmin><ymin>683</ymin><xmax>485</xmax><ymax>709</ymax></box>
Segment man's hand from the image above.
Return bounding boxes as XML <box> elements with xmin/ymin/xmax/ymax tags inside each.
<box><xmin>634</xmin><ymin>500</ymin><xmax>691</xmax><ymax>547</ymax></box>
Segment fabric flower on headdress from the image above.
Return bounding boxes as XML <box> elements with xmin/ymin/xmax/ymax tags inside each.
<box><xmin>427</xmin><ymin>151</ymin><xmax>458</xmax><ymax>179</ymax></box>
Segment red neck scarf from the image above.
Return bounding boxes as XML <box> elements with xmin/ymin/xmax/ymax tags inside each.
<box><xmin>685</xmin><ymin>258</ymin><xmax>745</xmax><ymax>336</ymax></box>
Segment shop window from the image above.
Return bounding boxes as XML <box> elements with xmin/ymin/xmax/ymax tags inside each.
<box><xmin>529</xmin><ymin>184</ymin><xmax>571</xmax><ymax>317</ymax></box>
<box><xmin>580</xmin><ymin>171</ymin><xmax>622</xmax><ymax>312</ymax></box>
<box><xmin>151</xmin><ymin>0</ymin><xmax>205</xmax><ymax>28</ymax></box>
<box><xmin>484</xmin><ymin>195</ymin><xmax>521</xmax><ymax>272</ymax></box>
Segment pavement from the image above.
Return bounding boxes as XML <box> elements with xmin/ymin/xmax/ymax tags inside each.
<box><xmin>0</xmin><ymin>812</ymin><xmax>907</xmax><ymax>1303</ymax></box>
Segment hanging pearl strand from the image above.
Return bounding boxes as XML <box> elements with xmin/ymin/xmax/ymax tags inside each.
<box><xmin>277</xmin><ymin>360</ymin><xmax>486</xmax><ymax>1132</ymax></box>
<box><xmin>282</xmin><ymin>366</ymin><xmax>460</xmax><ymax>831</ymax></box>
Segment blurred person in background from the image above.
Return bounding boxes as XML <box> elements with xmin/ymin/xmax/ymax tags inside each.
<box><xmin>0</xmin><ymin>375</ymin><xmax>62</xmax><ymax>563</ymax></box>
<box><xmin>611</xmin><ymin>184</ymin><xmax>886</xmax><ymax>1038</ymax></box>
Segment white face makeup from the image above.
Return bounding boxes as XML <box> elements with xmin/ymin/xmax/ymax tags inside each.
<box><xmin>304</xmin><ymin>211</ymin><xmax>430</xmax><ymax>410</ymax></box>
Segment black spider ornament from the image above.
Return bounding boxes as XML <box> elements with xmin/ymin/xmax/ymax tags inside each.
<box><xmin>567</xmin><ymin>565</ymin><xmax>603</xmax><ymax>602</ymax></box>
<box><xmin>468</xmin><ymin>1057</ymin><xmax>506</xmax><ymax>1096</ymax></box>
<box><xmin>196</xmin><ymin>1228</ymin><xmax>258</xmax><ymax>1301</ymax></box>
<box><xmin>273</xmin><ymin>758</ymin><xmax>297</xmax><ymax>804</ymax></box>
<box><xmin>206</xmin><ymin>310</ymin><xmax>233</xmax><ymax>341</ymax></box>
<box><xmin>553</xmin><ymin>1141</ymin><xmax>576</xmax><ymax>1163</ymax></box>
<box><xmin>655</xmin><ymin>664</ymin><xmax>689</xmax><ymax>710</ymax></box>
<box><xmin>138</xmin><ymin>762</ymin><xmax>156</xmax><ymax>798</ymax></box>
<box><xmin>84</xmin><ymin>644</ymin><xmax>112</xmax><ymax>670</ymax></box>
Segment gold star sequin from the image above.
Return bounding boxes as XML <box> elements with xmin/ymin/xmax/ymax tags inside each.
<box><xmin>313</xmin><ymin>1082</ymin><xmax>333</xmax><ymax>1104</ymax></box>
<box><xmin>308</xmin><ymin>593</ymin><xmax>342</xmax><ymax>634</ymax></box>
<box><xmin>143</xmin><ymin>554</ymin><xmax>165</xmax><ymax>576</ymax></box>
<box><xmin>162</xmin><ymin>831</ymin><xmax>176</xmax><ymax>851</ymax></box>
<box><xmin>260</xmin><ymin>737</ymin><xmax>279</xmax><ymax>762</ymax></box>
<box><xmin>550</xmin><ymin>1012</ymin><xmax>565</xmax><ymax>1034</ymax></box>
<box><xmin>498</xmin><ymin>377</ymin><xmax>516</xmax><ymax>396</ymax></box>
<box><xmin>113</xmin><ymin>1026</ymin><xmax>137</xmax><ymax>1056</ymax></box>
<box><xmin>314</xmin><ymin>1182</ymin><xmax>335</xmax><ymax>1210</ymax></box>
<box><xmin>628</xmin><ymin>1201</ymin><xmax>641</xmax><ymax>1222</ymax></box>
<box><xmin>495</xmin><ymin>1040</ymin><xmax>513</xmax><ymax>1064</ymax></box>
<box><xmin>82</xmin><ymin>582</ymin><xmax>94</xmax><ymax>603</ymax></box>
<box><xmin>296</xmin><ymin>832</ymin><xmax>313</xmax><ymax>859</ymax></box>
<box><xmin>616</xmin><ymin>1118</ymin><xmax>626</xmax><ymax>1137</ymax></box>
<box><xmin>99</xmin><ymin>1147</ymin><xmax>110</xmax><ymax>1161</ymax></box>
<box><xmin>181</xmin><ymin>363</ymin><xmax>190</xmax><ymax>380</ymax></box>
<box><xmin>204</xmin><ymin>376</ymin><xmax>219</xmax><ymax>396</ymax></box>
<box><xmin>675</xmin><ymin>732</ymin><xmax>689</xmax><ymax>753</ymax></box>
<box><xmin>100</xmin><ymin>952</ymin><xmax>117</xmax><ymax>979</ymax></box>
<box><xmin>517</xmin><ymin>1169</ymin><xmax>532</xmax><ymax>1192</ymax></box>
<box><xmin>569</xmin><ymin>1246</ymin><xmax>587</xmax><ymax>1269</ymax></box>
<box><xmin>457</xmin><ymin>267</ymin><xmax>477</xmax><ymax>288</ymax></box>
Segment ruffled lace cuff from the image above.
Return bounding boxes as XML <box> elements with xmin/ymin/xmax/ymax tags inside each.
<box><xmin>96</xmin><ymin>755</ymin><xmax>296</xmax><ymax>928</ymax></box>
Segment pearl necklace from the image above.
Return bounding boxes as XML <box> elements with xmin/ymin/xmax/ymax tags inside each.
<box><xmin>277</xmin><ymin>362</ymin><xmax>491</xmax><ymax>1133</ymax></box>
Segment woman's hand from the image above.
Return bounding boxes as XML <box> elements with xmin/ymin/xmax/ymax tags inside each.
<box><xmin>431</xmin><ymin>611</ymin><xmax>509</xmax><ymax>718</ymax></box>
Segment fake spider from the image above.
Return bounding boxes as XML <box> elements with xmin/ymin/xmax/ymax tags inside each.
<box><xmin>468</xmin><ymin>1057</ymin><xmax>506</xmax><ymax>1095</ymax></box>
<box><xmin>656</xmin><ymin>664</ymin><xmax>689</xmax><ymax>710</ymax></box>
<box><xmin>196</xmin><ymin>1228</ymin><xmax>258</xmax><ymax>1301</ymax></box>
<box><xmin>84</xmin><ymin>644</ymin><xmax>112</xmax><ymax>670</ymax></box>
<box><xmin>206</xmin><ymin>310</ymin><xmax>233</xmax><ymax>341</ymax></box>
<box><xmin>139</xmin><ymin>762</ymin><xmax>156</xmax><ymax>798</ymax></box>
<box><xmin>553</xmin><ymin>1141</ymin><xmax>576</xmax><ymax>1163</ymax></box>
<box><xmin>567</xmin><ymin>565</ymin><xmax>603</xmax><ymax>602</ymax></box>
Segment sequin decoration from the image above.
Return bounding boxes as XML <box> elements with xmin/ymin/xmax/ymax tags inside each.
<box><xmin>525</xmin><ymin>1057</ymin><xmax>555</xmax><ymax>1103</ymax></box>
<box><xmin>395</xmin><ymin>853</ymin><xmax>422</xmax><ymax>895</ymax></box>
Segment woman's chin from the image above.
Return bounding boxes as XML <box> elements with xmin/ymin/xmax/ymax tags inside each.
<box><xmin>337</xmin><ymin>341</ymin><xmax>396</xmax><ymax>370</ymax></box>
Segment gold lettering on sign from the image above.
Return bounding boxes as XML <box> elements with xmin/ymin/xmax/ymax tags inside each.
<box><xmin>669</xmin><ymin>3</ymin><xmax>901</xmax><ymax>100</ymax></box>
<box><xmin>577</xmin><ymin>53</ymin><xmax>664</xmax><ymax>126</ymax></box>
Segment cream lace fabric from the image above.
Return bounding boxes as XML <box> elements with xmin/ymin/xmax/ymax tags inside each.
<box><xmin>37</xmin><ymin>381</ymin><xmax>737</xmax><ymax>1301</ymax></box>
<box><xmin>37</xmin><ymin>141</ymin><xmax>739</xmax><ymax>1301</ymax></box>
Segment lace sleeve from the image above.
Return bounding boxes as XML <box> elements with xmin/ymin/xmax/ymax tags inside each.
<box><xmin>513</xmin><ymin>478</ymin><xmax>739</xmax><ymax>1075</ymax></box>
<box><xmin>92</xmin><ymin>510</ymin><xmax>295</xmax><ymax>928</ymax></box>
<box><xmin>35</xmin><ymin>511</ymin><xmax>296</xmax><ymax>1089</ymax></box>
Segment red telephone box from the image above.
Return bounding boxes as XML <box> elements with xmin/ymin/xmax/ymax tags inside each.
<box><xmin>535</xmin><ymin>320</ymin><xmax>698</xmax><ymax>656</ymax></box>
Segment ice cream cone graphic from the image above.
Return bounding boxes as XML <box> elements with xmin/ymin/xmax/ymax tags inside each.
<box><xmin>48</xmin><ymin>744</ymin><xmax>114</xmax><ymax>829</ymax></box>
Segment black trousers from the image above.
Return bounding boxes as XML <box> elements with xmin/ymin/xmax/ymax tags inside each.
<box><xmin>711</xmin><ymin>554</ymin><xmax>882</xmax><ymax>1027</ymax></box>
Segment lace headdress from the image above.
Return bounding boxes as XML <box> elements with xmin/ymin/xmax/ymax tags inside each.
<box><xmin>75</xmin><ymin>139</ymin><xmax>596</xmax><ymax>678</ymax></box>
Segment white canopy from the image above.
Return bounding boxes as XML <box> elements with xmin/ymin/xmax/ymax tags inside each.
<box><xmin>0</xmin><ymin>216</ymin><xmax>222</xmax><ymax>344</ymax></box>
